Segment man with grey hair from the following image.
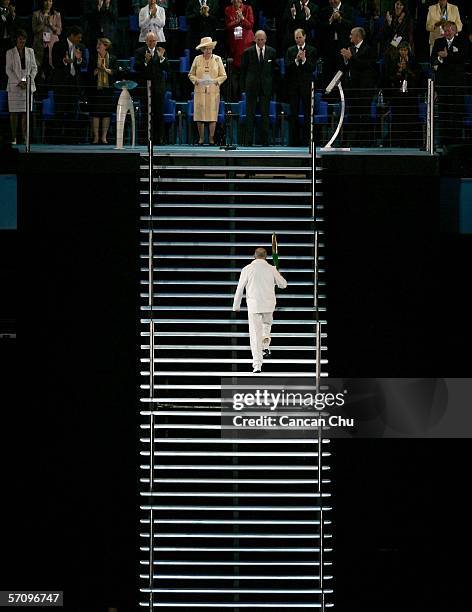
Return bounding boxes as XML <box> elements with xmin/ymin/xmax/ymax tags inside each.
<box><xmin>233</xmin><ymin>247</ymin><xmax>287</xmax><ymax>373</ymax></box>
<box><xmin>340</xmin><ymin>26</ymin><xmax>376</xmax><ymax>146</ymax></box>
<box><xmin>134</xmin><ymin>31</ymin><xmax>167</xmax><ymax>143</ymax></box>
<box><xmin>240</xmin><ymin>30</ymin><xmax>277</xmax><ymax>146</ymax></box>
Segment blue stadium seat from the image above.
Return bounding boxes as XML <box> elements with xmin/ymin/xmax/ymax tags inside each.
<box><xmin>178</xmin><ymin>16</ymin><xmax>188</xmax><ymax>32</ymax></box>
<box><xmin>129</xmin><ymin>14</ymin><xmax>139</xmax><ymax>33</ymax></box>
<box><xmin>0</xmin><ymin>90</ymin><xmax>8</xmax><ymax>120</ymax></box>
<box><xmin>179</xmin><ymin>49</ymin><xmax>190</xmax><ymax>73</ymax></box>
<box><xmin>41</xmin><ymin>90</ymin><xmax>55</xmax><ymax>142</ymax></box>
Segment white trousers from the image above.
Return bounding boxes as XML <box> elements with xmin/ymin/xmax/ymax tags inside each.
<box><xmin>248</xmin><ymin>312</ymin><xmax>273</xmax><ymax>368</ymax></box>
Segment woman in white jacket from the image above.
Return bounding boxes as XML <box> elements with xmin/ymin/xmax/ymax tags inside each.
<box><xmin>139</xmin><ymin>0</ymin><xmax>165</xmax><ymax>44</ymax></box>
<box><xmin>5</xmin><ymin>29</ymin><xmax>37</xmax><ymax>144</ymax></box>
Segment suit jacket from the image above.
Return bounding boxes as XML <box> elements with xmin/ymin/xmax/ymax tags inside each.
<box><xmin>240</xmin><ymin>44</ymin><xmax>277</xmax><ymax>96</ymax></box>
<box><xmin>85</xmin><ymin>0</ymin><xmax>118</xmax><ymax>44</ymax></box>
<box><xmin>426</xmin><ymin>2</ymin><xmax>463</xmax><ymax>47</ymax></box>
<box><xmin>285</xmin><ymin>43</ymin><xmax>317</xmax><ymax>88</ymax></box>
<box><xmin>138</xmin><ymin>4</ymin><xmax>165</xmax><ymax>43</ymax></box>
<box><xmin>52</xmin><ymin>38</ymin><xmax>87</xmax><ymax>85</ymax></box>
<box><xmin>282</xmin><ymin>1</ymin><xmax>318</xmax><ymax>49</ymax></box>
<box><xmin>5</xmin><ymin>46</ymin><xmax>38</xmax><ymax>93</ymax></box>
<box><xmin>0</xmin><ymin>6</ymin><xmax>15</xmax><ymax>42</ymax></box>
<box><xmin>319</xmin><ymin>2</ymin><xmax>353</xmax><ymax>54</ymax></box>
<box><xmin>233</xmin><ymin>259</ymin><xmax>287</xmax><ymax>314</ymax></box>
<box><xmin>134</xmin><ymin>45</ymin><xmax>168</xmax><ymax>93</ymax></box>
<box><xmin>431</xmin><ymin>35</ymin><xmax>466</xmax><ymax>86</ymax></box>
<box><xmin>345</xmin><ymin>41</ymin><xmax>377</xmax><ymax>89</ymax></box>
<box><xmin>185</xmin><ymin>0</ymin><xmax>219</xmax><ymax>43</ymax></box>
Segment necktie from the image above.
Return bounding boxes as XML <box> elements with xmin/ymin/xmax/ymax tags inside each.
<box><xmin>259</xmin><ymin>48</ymin><xmax>263</xmax><ymax>64</ymax></box>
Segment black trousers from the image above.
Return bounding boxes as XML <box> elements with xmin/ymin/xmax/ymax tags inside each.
<box><xmin>245</xmin><ymin>90</ymin><xmax>270</xmax><ymax>146</ymax></box>
<box><xmin>289</xmin><ymin>82</ymin><xmax>312</xmax><ymax>146</ymax></box>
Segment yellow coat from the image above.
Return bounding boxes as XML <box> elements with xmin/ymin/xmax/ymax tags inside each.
<box><xmin>426</xmin><ymin>2</ymin><xmax>463</xmax><ymax>48</ymax></box>
<box><xmin>188</xmin><ymin>53</ymin><xmax>227</xmax><ymax>122</ymax></box>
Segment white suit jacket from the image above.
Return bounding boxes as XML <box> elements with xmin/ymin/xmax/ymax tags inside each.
<box><xmin>5</xmin><ymin>46</ymin><xmax>38</xmax><ymax>93</ymax></box>
<box><xmin>139</xmin><ymin>5</ymin><xmax>166</xmax><ymax>42</ymax></box>
<box><xmin>426</xmin><ymin>2</ymin><xmax>462</xmax><ymax>47</ymax></box>
<box><xmin>233</xmin><ymin>259</ymin><xmax>288</xmax><ymax>314</ymax></box>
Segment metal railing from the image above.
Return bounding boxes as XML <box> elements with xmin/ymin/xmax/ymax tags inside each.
<box><xmin>9</xmin><ymin>78</ymin><xmax>471</xmax><ymax>151</ymax></box>
<box><xmin>145</xmin><ymin>78</ymin><xmax>155</xmax><ymax>611</ymax></box>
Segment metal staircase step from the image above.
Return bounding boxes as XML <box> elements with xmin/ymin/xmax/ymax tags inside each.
<box><xmin>139</xmin><ymin>602</ymin><xmax>333</xmax><ymax>608</ymax></box>
<box><xmin>147</xmin><ymin>178</ymin><xmax>312</xmax><ymax>184</ymax></box>
<box><xmin>141</xmin><ymin>165</ymin><xmax>315</xmax><ymax>172</ymax></box>
<box><xmin>143</xmin><ymin>203</ymin><xmax>313</xmax><ymax>209</ymax></box>
<box><xmin>141</xmin><ymin>191</ymin><xmax>321</xmax><ymax>198</ymax></box>
<box><xmin>141</xmin><ymin>228</ymin><xmax>315</xmax><ymax>234</ymax></box>
<box><xmin>143</xmin><ymin>255</ymin><xmax>315</xmax><ymax>260</ymax></box>
<box><xmin>144</xmin><ymin>241</ymin><xmax>319</xmax><ymax>246</ymax></box>
<box><xmin>140</xmin><ymin>215</ymin><xmax>317</xmax><ymax>222</ymax></box>
<box><xmin>143</xmin><ymin>293</ymin><xmax>318</xmax><ymax>299</ymax></box>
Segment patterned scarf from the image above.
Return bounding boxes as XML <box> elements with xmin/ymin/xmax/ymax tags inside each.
<box><xmin>97</xmin><ymin>52</ymin><xmax>109</xmax><ymax>89</ymax></box>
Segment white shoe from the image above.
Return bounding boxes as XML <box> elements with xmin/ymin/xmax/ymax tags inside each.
<box><xmin>253</xmin><ymin>366</ymin><xmax>262</xmax><ymax>373</ymax></box>
<box><xmin>11</xmin><ymin>139</ymin><xmax>16</xmax><ymax>145</ymax></box>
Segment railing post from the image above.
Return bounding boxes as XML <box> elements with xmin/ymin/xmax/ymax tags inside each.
<box><xmin>426</xmin><ymin>78</ymin><xmax>435</xmax><ymax>155</ymax></box>
<box><xmin>146</xmin><ymin>77</ymin><xmax>155</xmax><ymax>611</ymax></box>
<box><xmin>310</xmin><ymin>82</ymin><xmax>316</xmax><ymax>218</ymax></box>
<box><xmin>25</xmin><ymin>75</ymin><xmax>32</xmax><ymax>153</ymax></box>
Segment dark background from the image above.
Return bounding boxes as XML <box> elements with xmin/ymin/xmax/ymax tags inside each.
<box><xmin>1</xmin><ymin>150</ymin><xmax>471</xmax><ymax>610</ymax></box>
<box><xmin>2</xmin><ymin>153</ymin><xmax>140</xmax><ymax>611</ymax></box>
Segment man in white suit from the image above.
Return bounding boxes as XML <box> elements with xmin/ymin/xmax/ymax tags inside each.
<box><xmin>233</xmin><ymin>247</ymin><xmax>287</xmax><ymax>373</ymax></box>
<box><xmin>426</xmin><ymin>0</ymin><xmax>463</xmax><ymax>51</ymax></box>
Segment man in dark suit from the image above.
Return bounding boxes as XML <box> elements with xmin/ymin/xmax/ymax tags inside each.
<box><xmin>431</xmin><ymin>21</ymin><xmax>467</xmax><ymax>145</ymax></box>
<box><xmin>340</xmin><ymin>26</ymin><xmax>377</xmax><ymax>147</ymax></box>
<box><xmin>0</xmin><ymin>0</ymin><xmax>16</xmax><ymax>88</ymax></box>
<box><xmin>240</xmin><ymin>30</ymin><xmax>277</xmax><ymax>146</ymax></box>
<box><xmin>185</xmin><ymin>0</ymin><xmax>218</xmax><ymax>59</ymax></box>
<box><xmin>51</xmin><ymin>25</ymin><xmax>87</xmax><ymax>143</ymax></box>
<box><xmin>135</xmin><ymin>30</ymin><xmax>168</xmax><ymax>144</ymax></box>
<box><xmin>285</xmin><ymin>27</ymin><xmax>317</xmax><ymax>146</ymax></box>
<box><xmin>282</xmin><ymin>0</ymin><xmax>318</xmax><ymax>51</ymax></box>
<box><xmin>318</xmin><ymin>0</ymin><xmax>353</xmax><ymax>88</ymax></box>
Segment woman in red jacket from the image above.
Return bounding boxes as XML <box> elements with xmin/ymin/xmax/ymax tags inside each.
<box><xmin>225</xmin><ymin>0</ymin><xmax>254</xmax><ymax>100</ymax></box>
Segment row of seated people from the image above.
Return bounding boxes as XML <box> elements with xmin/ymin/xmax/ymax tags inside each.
<box><xmin>1</xmin><ymin>21</ymin><xmax>471</xmax><ymax>146</ymax></box>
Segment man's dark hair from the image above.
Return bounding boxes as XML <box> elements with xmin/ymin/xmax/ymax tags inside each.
<box><xmin>67</xmin><ymin>25</ymin><xmax>83</xmax><ymax>38</ymax></box>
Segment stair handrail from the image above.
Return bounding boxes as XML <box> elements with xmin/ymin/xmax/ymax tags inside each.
<box><xmin>426</xmin><ymin>78</ymin><xmax>435</xmax><ymax>155</ymax></box>
<box><xmin>312</xmin><ymin>81</ymin><xmax>326</xmax><ymax>606</ymax></box>
<box><xmin>146</xmin><ymin>78</ymin><xmax>155</xmax><ymax>611</ymax></box>
<box><xmin>25</xmin><ymin>74</ymin><xmax>32</xmax><ymax>153</ymax></box>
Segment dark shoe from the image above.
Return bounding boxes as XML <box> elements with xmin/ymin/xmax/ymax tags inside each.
<box><xmin>263</xmin><ymin>348</ymin><xmax>271</xmax><ymax>358</ymax></box>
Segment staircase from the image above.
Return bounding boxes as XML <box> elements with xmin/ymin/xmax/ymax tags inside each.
<box><xmin>139</xmin><ymin>148</ymin><xmax>332</xmax><ymax>610</ymax></box>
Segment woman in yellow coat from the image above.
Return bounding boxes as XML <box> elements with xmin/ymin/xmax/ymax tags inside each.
<box><xmin>188</xmin><ymin>36</ymin><xmax>227</xmax><ymax>144</ymax></box>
